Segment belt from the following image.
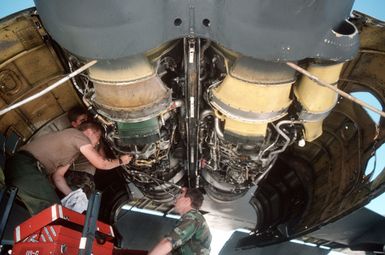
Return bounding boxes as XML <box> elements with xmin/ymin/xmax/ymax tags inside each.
<box><xmin>18</xmin><ymin>150</ymin><xmax>45</xmax><ymax>173</ymax></box>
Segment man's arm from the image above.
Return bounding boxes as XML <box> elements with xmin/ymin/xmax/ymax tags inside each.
<box><xmin>148</xmin><ymin>238</ymin><xmax>173</xmax><ymax>255</ymax></box>
<box><xmin>80</xmin><ymin>144</ymin><xmax>132</xmax><ymax>170</ymax></box>
<box><xmin>97</xmin><ymin>142</ymin><xmax>106</xmax><ymax>157</ymax></box>
<box><xmin>149</xmin><ymin>215</ymin><xmax>197</xmax><ymax>255</ymax></box>
<box><xmin>52</xmin><ymin>164</ymin><xmax>72</xmax><ymax>195</ymax></box>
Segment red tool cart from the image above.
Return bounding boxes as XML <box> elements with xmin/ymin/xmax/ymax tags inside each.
<box><xmin>12</xmin><ymin>204</ymin><xmax>115</xmax><ymax>255</ymax></box>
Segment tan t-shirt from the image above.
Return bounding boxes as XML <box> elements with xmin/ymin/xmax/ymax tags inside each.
<box><xmin>21</xmin><ymin>128</ymin><xmax>91</xmax><ymax>174</ymax></box>
<box><xmin>72</xmin><ymin>153</ymin><xmax>96</xmax><ymax>175</ymax></box>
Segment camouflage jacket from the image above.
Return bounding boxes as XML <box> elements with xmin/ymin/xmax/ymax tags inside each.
<box><xmin>166</xmin><ymin>209</ymin><xmax>212</xmax><ymax>255</ymax></box>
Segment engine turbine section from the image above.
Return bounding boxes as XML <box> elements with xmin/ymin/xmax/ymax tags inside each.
<box><xmin>87</xmin><ymin>55</ymin><xmax>184</xmax><ymax>202</ymax></box>
<box><xmin>200</xmin><ymin>56</ymin><xmax>298</xmax><ymax>201</ymax></box>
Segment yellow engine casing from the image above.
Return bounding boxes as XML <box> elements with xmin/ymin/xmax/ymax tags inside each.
<box><xmin>88</xmin><ymin>55</ymin><xmax>171</xmax><ymax>121</ymax></box>
<box><xmin>294</xmin><ymin>63</ymin><xmax>344</xmax><ymax>141</ymax></box>
<box><xmin>210</xmin><ymin>57</ymin><xmax>295</xmax><ymax>138</ymax></box>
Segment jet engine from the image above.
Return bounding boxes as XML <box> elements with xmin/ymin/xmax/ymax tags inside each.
<box><xmin>2</xmin><ymin>0</ymin><xmax>385</xmax><ymax>249</ymax></box>
<box><xmin>29</xmin><ymin>0</ymin><xmax>360</xmax><ymax>202</ymax></box>
<box><xmin>64</xmin><ymin>40</ymin><xmax>348</xmax><ymax>203</ymax></box>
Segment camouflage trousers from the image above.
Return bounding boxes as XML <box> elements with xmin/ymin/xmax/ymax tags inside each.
<box><xmin>65</xmin><ymin>170</ymin><xmax>95</xmax><ymax>198</ymax></box>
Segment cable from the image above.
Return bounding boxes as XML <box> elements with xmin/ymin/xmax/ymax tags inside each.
<box><xmin>286</xmin><ymin>62</ymin><xmax>385</xmax><ymax>118</ymax></box>
<box><xmin>120</xmin><ymin>165</ymin><xmax>182</xmax><ymax>198</ymax></box>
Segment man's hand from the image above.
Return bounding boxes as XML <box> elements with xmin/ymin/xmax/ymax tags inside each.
<box><xmin>148</xmin><ymin>238</ymin><xmax>173</xmax><ymax>255</ymax></box>
<box><xmin>119</xmin><ymin>154</ymin><xmax>133</xmax><ymax>165</ymax></box>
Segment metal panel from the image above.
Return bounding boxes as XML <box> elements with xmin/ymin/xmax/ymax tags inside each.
<box><xmin>220</xmin><ymin>231</ymin><xmax>329</xmax><ymax>255</ymax></box>
<box><xmin>0</xmin><ymin>10</ymin><xmax>81</xmax><ymax>139</ymax></box>
<box><xmin>115</xmin><ymin>210</ymin><xmax>178</xmax><ymax>251</ymax></box>
<box><xmin>308</xmin><ymin>208</ymin><xmax>385</xmax><ymax>247</ymax></box>
<box><xmin>34</xmin><ymin>0</ymin><xmax>358</xmax><ymax>61</ymax></box>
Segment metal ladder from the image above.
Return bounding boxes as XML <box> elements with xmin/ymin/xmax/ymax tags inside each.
<box><xmin>0</xmin><ymin>186</ymin><xmax>17</xmax><ymax>253</ymax></box>
<box><xmin>78</xmin><ymin>191</ymin><xmax>102</xmax><ymax>255</ymax></box>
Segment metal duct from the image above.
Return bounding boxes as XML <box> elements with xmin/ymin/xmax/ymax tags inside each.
<box><xmin>88</xmin><ymin>55</ymin><xmax>172</xmax><ymax>122</ymax></box>
<box><xmin>294</xmin><ymin>62</ymin><xmax>344</xmax><ymax>141</ymax></box>
<box><xmin>209</xmin><ymin>57</ymin><xmax>296</xmax><ymax>139</ymax></box>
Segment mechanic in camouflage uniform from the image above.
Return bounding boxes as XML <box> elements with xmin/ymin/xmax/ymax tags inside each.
<box><xmin>65</xmin><ymin>107</ymin><xmax>103</xmax><ymax>198</ymax></box>
<box><xmin>149</xmin><ymin>187</ymin><xmax>212</xmax><ymax>255</ymax></box>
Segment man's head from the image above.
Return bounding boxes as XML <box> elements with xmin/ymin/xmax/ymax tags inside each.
<box><xmin>68</xmin><ymin>106</ymin><xmax>88</xmax><ymax>128</ymax></box>
<box><xmin>78</xmin><ymin>121</ymin><xmax>103</xmax><ymax>147</ymax></box>
<box><xmin>174</xmin><ymin>187</ymin><xmax>204</xmax><ymax>214</ymax></box>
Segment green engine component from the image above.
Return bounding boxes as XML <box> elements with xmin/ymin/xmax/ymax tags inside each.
<box><xmin>116</xmin><ymin>118</ymin><xmax>160</xmax><ymax>145</ymax></box>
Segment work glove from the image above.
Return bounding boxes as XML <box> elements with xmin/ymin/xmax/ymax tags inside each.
<box><xmin>61</xmin><ymin>188</ymin><xmax>89</xmax><ymax>213</ymax></box>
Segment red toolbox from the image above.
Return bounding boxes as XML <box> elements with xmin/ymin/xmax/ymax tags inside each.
<box><xmin>12</xmin><ymin>204</ymin><xmax>115</xmax><ymax>255</ymax></box>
